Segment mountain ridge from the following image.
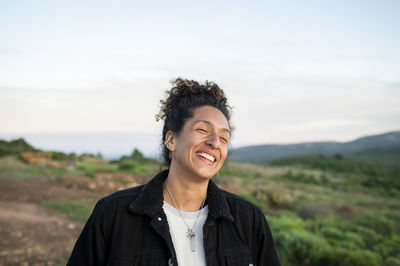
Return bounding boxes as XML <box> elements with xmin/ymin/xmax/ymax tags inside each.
<box><xmin>229</xmin><ymin>130</ymin><xmax>400</xmax><ymax>163</ymax></box>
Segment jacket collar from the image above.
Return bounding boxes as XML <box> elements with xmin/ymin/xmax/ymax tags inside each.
<box><xmin>128</xmin><ymin>170</ymin><xmax>234</xmax><ymax>222</ymax></box>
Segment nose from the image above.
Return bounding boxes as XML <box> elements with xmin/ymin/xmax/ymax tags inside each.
<box><xmin>206</xmin><ymin>132</ymin><xmax>220</xmax><ymax>148</ymax></box>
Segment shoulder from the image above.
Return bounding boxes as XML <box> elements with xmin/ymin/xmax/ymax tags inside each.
<box><xmin>102</xmin><ymin>184</ymin><xmax>145</xmax><ymax>203</ymax></box>
<box><xmin>91</xmin><ymin>184</ymin><xmax>146</xmax><ymax>215</ymax></box>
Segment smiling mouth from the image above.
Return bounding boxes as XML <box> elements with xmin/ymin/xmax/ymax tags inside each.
<box><xmin>196</xmin><ymin>152</ymin><xmax>216</xmax><ymax>163</ymax></box>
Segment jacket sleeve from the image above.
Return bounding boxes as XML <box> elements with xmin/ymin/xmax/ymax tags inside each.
<box><xmin>255</xmin><ymin>210</ymin><xmax>281</xmax><ymax>266</ymax></box>
<box><xmin>67</xmin><ymin>199</ymin><xmax>109</xmax><ymax>266</ymax></box>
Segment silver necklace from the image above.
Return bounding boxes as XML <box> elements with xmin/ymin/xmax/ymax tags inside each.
<box><xmin>165</xmin><ymin>180</ymin><xmax>206</xmax><ymax>252</ymax></box>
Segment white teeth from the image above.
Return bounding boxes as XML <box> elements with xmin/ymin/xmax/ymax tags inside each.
<box><xmin>197</xmin><ymin>152</ymin><xmax>215</xmax><ymax>163</ymax></box>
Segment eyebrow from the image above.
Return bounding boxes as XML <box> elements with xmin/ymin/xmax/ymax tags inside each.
<box><xmin>191</xmin><ymin>120</ymin><xmax>231</xmax><ymax>135</ymax></box>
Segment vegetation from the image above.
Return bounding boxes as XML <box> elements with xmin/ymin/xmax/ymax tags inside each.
<box><xmin>50</xmin><ymin>151</ymin><xmax>77</xmax><ymax>161</ymax></box>
<box><xmin>271</xmin><ymin>153</ymin><xmax>400</xmax><ymax>194</ymax></box>
<box><xmin>267</xmin><ymin>211</ymin><xmax>400</xmax><ymax>266</ymax></box>
<box><xmin>38</xmin><ymin>200</ymin><xmax>93</xmax><ymax>221</ymax></box>
<box><xmin>76</xmin><ymin>160</ymin><xmax>118</xmax><ymax>179</ymax></box>
<box><xmin>0</xmin><ymin>138</ymin><xmax>103</xmax><ymax>162</ymax></box>
<box><xmin>0</xmin><ymin>138</ymin><xmax>159</xmax><ymax>179</ymax></box>
<box><xmin>115</xmin><ymin>148</ymin><xmax>159</xmax><ymax>175</ymax></box>
<box><xmin>1</xmin><ymin>137</ymin><xmax>399</xmax><ymax>265</ymax></box>
<box><xmin>0</xmin><ymin>155</ymin><xmax>78</xmax><ymax>181</ymax></box>
<box><xmin>220</xmin><ymin>156</ymin><xmax>400</xmax><ymax>266</ymax></box>
<box><xmin>0</xmin><ymin>138</ymin><xmax>38</xmax><ymax>157</ymax></box>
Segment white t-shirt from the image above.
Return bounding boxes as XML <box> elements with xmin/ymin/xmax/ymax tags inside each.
<box><xmin>163</xmin><ymin>201</ymin><xmax>208</xmax><ymax>266</ymax></box>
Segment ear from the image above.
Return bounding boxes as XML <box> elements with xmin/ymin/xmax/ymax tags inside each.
<box><xmin>165</xmin><ymin>131</ymin><xmax>176</xmax><ymax>152</ymax></box>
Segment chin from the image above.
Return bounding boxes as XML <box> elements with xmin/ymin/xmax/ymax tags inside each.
<box><xmin>194</xmin><ymin>168</ymin><xmax>219</xmax><ymax>180</ymax></box>
<box><xmin>196</xmin><ymin>173</ymin><xmax>214</xmax><ymax>180</ymax></box>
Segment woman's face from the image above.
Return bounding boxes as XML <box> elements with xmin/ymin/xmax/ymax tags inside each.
<box><xmin>167</xmin><ymin>105</ymin><xmax>230</xmax><ymax>180</ymax></box>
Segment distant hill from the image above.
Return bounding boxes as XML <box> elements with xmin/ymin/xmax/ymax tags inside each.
<box><xmin>229</xmin><ymin>131</ymin><xmax>400</xmax><ymax>163</ymax></box>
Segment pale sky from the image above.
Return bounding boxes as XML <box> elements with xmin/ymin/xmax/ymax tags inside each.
<box><xmin>1</xmin><ymin>0</ymin><xmax>399</xmax><ymax>158</ymax></box>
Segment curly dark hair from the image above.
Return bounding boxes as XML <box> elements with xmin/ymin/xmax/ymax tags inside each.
<box><xmin>156</xmin><ymin>78</ymin><xmax>233</xmax><ymax>167</ymax></box>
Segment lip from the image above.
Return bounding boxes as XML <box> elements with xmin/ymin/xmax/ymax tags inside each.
<box><xmin>196</xmin><ymin>150</ymin><xmax>218</xmax><ymax>164</ymax></box>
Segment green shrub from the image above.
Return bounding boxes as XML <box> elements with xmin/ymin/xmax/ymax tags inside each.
<box><xmin>118</xmin><ymin>159</ymin><xmax>153</xmax><ymax>175</ymax></box>
<box><xmin>321</xmin><ymin>248</ymin><xmax>381</xmax><ymax>266</ymax></box>
<box><xmin>118</xmin><ymin>160</ymin><xmax>138</xmax><ymax>171</ymax></box>
<box><xmin>275</xmin><ymin>229</ymin><xmax>329</xmax><ymax>266</ymax></box>
<box><xmin>269</xmin><ymin>214</ymin><xmax>306</xmax><ymax>232</ymax></box>
<box><xmin>352</xmin><ymin>213</ymin><xmax>395</xmax><ymax>235</ymax></box>
<box><xmin>320</xmin><ymin>226</ymin><xmax>365</xmax><ymax>250</ymax></box>
<box><xmin>385</xmin><ymin>257</ymin><xmax>400</xmax><ymax>266</ymax></box>
<box><xmin>320</xmin><ymin>226</ymin><xmax>342</xmax><ymax>245</ymax></box>
<box><xmin>384</xmin><ymin>212</ymin><xmax>400</xmax><ymax>233</ymax></box>
<box><xmin>269</xmin><ymin>214</ymin><xmax>332</xmax><ymax>265</ymax></box>
<box><xmin>316</xmin><ymin>216</ymin><xmax>348</xmax><ymax>231</ymax></box>
<box><xmin>374</xmin><ymin>235</ymin><xmax>400</xmax><ymax>258</ymax></box>
<box><xmin>320</xmin><ymin>248</ymin><xmax>353</xmax><ymax>266</ymax></box>
<box><xmin>319</xmin><ymin>248</ymin><xmax>381</xmax><ymax>266</ymax></box>
<box><xmin>77</xmin><ymin>162</ymin><xmax>96</xmax><ymax>178</ymax></box>
<box><xmin>130</xmin><ymin>148</ymin><xmax>145</xmax><ymax>161</ymax></box>
<box><xmin>77</xmin><ymin>161</ymin><xmax>117</xmax><ymax>179</ymax></box>
<box><xmin>350</xmin><ymin>250</ymin><xmax>381</xmax><ymax>266</ymax></box>
<box><xmin>337</xmin><ymin>232</ymin><xmax>366</xmax><ymax>250</ymax></box>
<box><xmin>352</xmin><ymin>226</ymin><xmax>382</xmax><ymax>249</ymax></box>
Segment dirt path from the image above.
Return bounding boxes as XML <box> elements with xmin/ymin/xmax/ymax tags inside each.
<box><xmin>0</xmin><ymin>177</ymin><xmax>105</xmax><ymax>265</ymax></box>
<box><xmin>0</xmin><ymin>201</ymin><xmax>83</xmax><ymax>265</ymax></box>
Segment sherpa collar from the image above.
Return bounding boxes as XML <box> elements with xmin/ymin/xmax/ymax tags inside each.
<box><xmin>128</xmin><ymin>170</ymin><xmax>234</xmax><ymax>222</ymax></box>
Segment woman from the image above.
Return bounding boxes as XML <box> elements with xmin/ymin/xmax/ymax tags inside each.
<box><xmin>67</xmin><ymin>78</ymin><xmax>281</xmax><ymax>266</ymax></box>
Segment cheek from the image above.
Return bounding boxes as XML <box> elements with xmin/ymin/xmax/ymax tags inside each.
<box><xmin>180</xmin><ymin>137</ymin><xmax>199</xmax><ymax>155</ymax></box>
<box><xmin>220</xmin><ymin>147</ymin><xmax>228</xmax><ymax>161</ymax></box>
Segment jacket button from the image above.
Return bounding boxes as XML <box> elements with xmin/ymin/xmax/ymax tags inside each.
<box><xmin>168</xmin><ymin>258</ymin><xmax>173</xmax><ymax>266</ymax></box>
<box><xmin>158</xmin><ymin>217</ymin><xmax>162</xmax><ymax>221</ymax></box>
<box><xmin>249</xmin><ymin>264</ymin><xmax>254</xmax><ymax>266</ymax></box>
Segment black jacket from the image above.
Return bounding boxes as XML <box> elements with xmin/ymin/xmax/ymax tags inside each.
<box><xmin>67</xmin><ymin>170</ymin><xmax>281</xmax><ymax>266</ymax></box>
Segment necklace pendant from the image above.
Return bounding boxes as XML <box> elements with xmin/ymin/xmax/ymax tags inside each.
<box><xmin>186</xmin><ymin>229</ymin><xmax>195</xmax><ymax>239</ymax></box>
<box><xmin>187</xmin><ymin>229</ymin><xmax>196</xmax><ymax>252</ymax></box>
<box><xmin>190</xmin><ymin>235</ymin><xmax>196</xmax><ymax>252</ymax></box>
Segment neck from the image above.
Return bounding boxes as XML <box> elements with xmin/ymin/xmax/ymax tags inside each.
<box><xmin>164</xmin><ymin>168</ymin><xmax>208</xmax><ymax>212</ymax></box>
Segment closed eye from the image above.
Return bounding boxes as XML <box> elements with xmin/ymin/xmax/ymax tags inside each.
<box><xmin>197</xmin><ymin>128</ymin><xmax>208</xmax><ymax>133</ymax></box>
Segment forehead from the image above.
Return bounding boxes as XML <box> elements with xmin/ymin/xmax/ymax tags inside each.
<box><xmin>188</xmin><ymin>106</ymin><xmax>230</xmax><ymax>130</ymax></box>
